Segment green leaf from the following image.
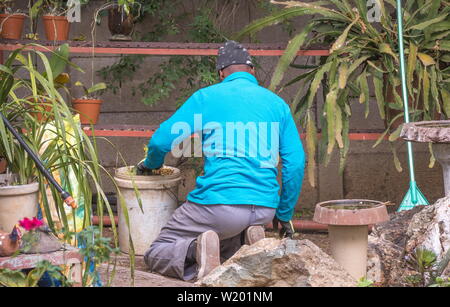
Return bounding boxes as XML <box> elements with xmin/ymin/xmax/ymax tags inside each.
<box><xmin>46</xmin><ymin>44</ymin><xmax>70</xmax><ymax>81</ymax></box>
<box><xmin>330</xmin><ymin>16</ymin><xmax>359</xmax><ymax>53</ymax></box>
<box><xmin>338</xmin><ymin>62</ymin><xmax>349</xmax><ymax>89</ymax></box>
<box><xmin>391</xmin><ymin>143</ymin><xmax>403</xmax><ymax>172</ymax></box>
<box><xmin>305</xmin><ymin>112</ymin><xmax>317</xmax><ymax>187</ymax></box>
<box><xmin>423</xmin><ymin>66</ymin><xmax>430</xmax><ymax>112</ymax></box>
<box><xmin>442</xmin><ymin>88</ymin><xmax>450</xmax><ymax>118</ymax></box>
<box><xmin>408</xmin><ymin>13</ymin><xmax>449</xmax><ymax>31</ymax></box>
<box><xmin>87</xmin><ymin>82</ymin><xmax>107</xmax><ymax>94</ymax></box>
<box><xmin>379</xmin><ymin>43</ymin><xmax>398</xmax><ymax>62</ymax></box>
<box><xmin>418</xmin><ymin>53</ymin><xmax>436</xmax><ymax>66</ymax></box>
<box><xmin>306</xmin><ymin>62</ymin><xmax>333</xmax><ymax>109</ymax></box>
<box><xmin>325</xmin><ymin>88</ymin><xmax>337</xmax><ymax>154</ymax></box>
<box><xmin>407</xmin><ymin>43</ymin><xmax>418</xmax><ymax>85</ymax></box>
<box><xmin>269</xmin><ymin>23</ymin><xmax>314</xmax><ymax>91</ymax></box>
<box><xmin>373</xmin><ymin>72</ymin><xmax>386</xmax><ymax>119</ymax></box>
<box><xmin>388</xmin><ymin>125</ymin><xmax>402</xmax><ymax>142</ymax></box>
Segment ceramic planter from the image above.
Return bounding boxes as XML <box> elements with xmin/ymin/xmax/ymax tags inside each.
<box><xmin>72</xmin><ymin>98</ymin><xmax>103</xmax><ymax>124</ymax></box>
<box><xmin>43</xmin><ymin>15</ymin><xmax>70</xmax><ymax>41</ymax></box>
<box><xmin>0</xmin><ymin>174</ymin><xmax>39</xmax><ymax>232</ymax></box>
<box><xmin>0</xmin><ymin>14</ymin><xmax>25</xmax><ymax>39</ymax></box>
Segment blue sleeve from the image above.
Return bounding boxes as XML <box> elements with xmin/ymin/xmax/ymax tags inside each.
<box><xmin>143</xmin><ymin>92</ymin><xmax>202</xmax><ymax>169</ymax></box>
<box><xmin>276</xmin><ymin>104</ymin><xmax>306</xmax><ymax>222</ymax></box>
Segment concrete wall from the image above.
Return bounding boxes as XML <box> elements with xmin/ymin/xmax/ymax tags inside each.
<box><xmin>13</xmin><ymin>0</ymin><xmax>445</xmax><ymax>212</ymax></box>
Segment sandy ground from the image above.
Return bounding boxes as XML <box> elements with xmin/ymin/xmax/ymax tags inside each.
<box><xmin>100</xmin><ymin>227</ymin><xmax>330</xmax><ymax>287</ymax></box>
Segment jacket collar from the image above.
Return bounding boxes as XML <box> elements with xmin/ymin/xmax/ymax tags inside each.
<box><xmin>222</xmin><ymin>72</ymin><xmax>258</xmax><ymax>84</ymax></box>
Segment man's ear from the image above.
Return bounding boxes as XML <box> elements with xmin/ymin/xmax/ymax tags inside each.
<box><xmin>219</xmin><ymin>70</ymin><xmax>225</xmax><ymax>80</ymax></box>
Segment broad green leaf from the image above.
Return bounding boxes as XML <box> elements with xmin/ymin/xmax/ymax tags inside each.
<box><xmin>87</xmin><ymin>82</ymin><xmax>107</xmax><ymax>94</ymax></box>
<box><xmin>423</xmin><ymin>67</ymin><xmax>430</xmax><ymax>112</ymax></box>
<box><xmin>338</xmin><ymin>62</ymin><xmax>349</xmax><ymax>89</ymax></box>
<box><xmin>305</xmin><ymin>112</ymin><xmax>317</xmax><ymax>187</ymax></box>
<box><xmin>269</xmin><ymin>24</ymin><xmax>314</xmax><ymax>91</ymax></box>
<box><xmin>388</xmin><ymin>125</ymin><xmax>402</xmax><ymax>142</ymax></box>
<box><xmin>306</xmin><ymin>62</ymin><xmax>332</xmax><ymax>108</ymax></box>
<box><xmin>442</xmin><ymin>89</ymin><xmax>450</xmax><ymax>118</ymax></box>
<box><xmin>359</xmin><ymin>70</ymin><xmax>370</xmax><ymax>118</ymax></box>
<box><xmin>408</xmin><ymin>13</ymin><xmax>449</xmax><ymax>31</ymax></box>
<box><xmin>379</xmin><ymin>43</ymin><xmax>398</xmax><ymax>62</ymax></box>
<box><xmin>390</xmin><ymin>143</ymin><xmax>403</xmax><ymax>172</ymax></box>
<box><xmin>407</xmin><ymin>43</ymin><xmax>418</xmax><ymax>85</ymax></box>
<box><xmin>234</xmin><ymin>3</ymin><xmax>329</xmax><ymax>39</ymax></box>
<box><xmin>418</xmin><ymin>53</ymin><xmax>436</xmax><ymax>66</ymax></box>
<box><xmin>330</xmin><ymin>17</ymin><xmax>359</xmax><ymax>53</ymax></box>
<box><xmin>334</xmin><ymin>106</ymin><xmax>344</xmax><ymax>149</ymax></box>
<box><xmin>372</xmin><ymin>73</ymin><xmax>386</xmax><ymax>119</ymax></box>
<box><xmin>325</xmin><ymin>88</ymin><xmax>337</xmax><ymax>154</ymax></box>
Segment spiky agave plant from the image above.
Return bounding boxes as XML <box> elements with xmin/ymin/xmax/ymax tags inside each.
<box><xmin>235</xmin><ymin>0</ymin><xmax>450</xmax><ymax>186</ymax></box>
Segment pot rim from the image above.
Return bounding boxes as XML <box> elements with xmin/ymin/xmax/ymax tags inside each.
<box><xmin>0</xmin><ymin>13</ymin><xmax>26</xmax><ymax>19</ymax></box>
<box><xmin>42</xmin><ymin>15</ymin><xmax>69</xmax><ymax>20</ymax></box>
<box><xmin>72</xmin><ymin>98</ymin><xmax>103</xmax><ymax>104</ymax></box>
<box><xmin>0</xmin><ymin>181</ymin><xmax>39</xmax><ymax>195</ymax></box>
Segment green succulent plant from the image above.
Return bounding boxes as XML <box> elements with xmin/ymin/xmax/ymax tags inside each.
<box><xmin>236</xmin><ymin>0</ymin><xmax>450</xmax><ymax>186</ymax></box>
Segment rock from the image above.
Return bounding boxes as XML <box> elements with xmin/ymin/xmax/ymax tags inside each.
<box><xmin>196</xmin><ymin>238</ymin><xmax>356</xmax><ymax>287</ymax></box>
<box><xmin>368</xmin><ymin>197</ymin><xmax>450</xmax><ymax>286</ymax></box>
<box><xmin>405</xmin><ymin>197</ymin><xmax>450</xmax><ymax>261</ymax></box>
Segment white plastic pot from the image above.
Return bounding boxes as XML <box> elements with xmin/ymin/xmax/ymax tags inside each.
<box><xmin>114</xmin><ymin>166</ymin><xmax>181</xmax><ymax>255</ymax></box>
<box><xmin>0</xmin><ymin>174</ymin><xmax>39</xmax><ymax>232</ymax></box>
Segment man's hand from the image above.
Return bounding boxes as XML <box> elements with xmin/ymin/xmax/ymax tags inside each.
<box><xmin>273</xmin><ymin>216</ymin><xmax>295</xmax><ymax>239</ymax></box>
<box><xmin>135</xmin><ymin>161</ymin><xmax>157</xmax><ymax>176</ymax></box>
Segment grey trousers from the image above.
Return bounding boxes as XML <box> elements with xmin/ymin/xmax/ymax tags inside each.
<box><xmin>144</xmin><ymin>201</ymin><xmax>275</xmax><ymax>280</ymax></box>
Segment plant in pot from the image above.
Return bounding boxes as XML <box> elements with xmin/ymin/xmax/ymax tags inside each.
<box><xmin>27</xmin><ymin>43</ymin><xmax>72</xmax><ymax>122</ymax></box>
<box><xmin>0</xmin><ymin>0</ymin><xmax>26</xmax><ymax>39</ymax></box>
<box><xmin>95</xmin><ymin>0</ymin><xmax>140</xmax><ymax>41</ymax></box>
<box><xmin>72</xmin><ymin>81</ymin><xmax>106</xmax><ymax>125</ymax></box>
<box><xmin>0</xmin><ymin>45</ymin><xmax>130</xmax><ymax>285</ymax></box>
<box><xmin>41</xmin><ymin>0</ymin><xmax>71</xmax><ymax>40</ymax></box>
<box><xmin>235</xmin><ymin>0</ymin><xmax>450</xmax><ymax>186</ymax></box>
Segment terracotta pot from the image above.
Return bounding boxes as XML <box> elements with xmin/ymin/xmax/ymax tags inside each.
<box><xmin>42</xmin><ymin>15</ymin><xmax>70</xmax><ymax>41</ymax></box>
<box><xmin>108</xmin><ymin>5</ymin><xmax>134</xmax><ymax>41</ymax></box>
<box><xmin>72</xmin><ymin>98</ymin><xmax>103</xmax><ymax>124</ymax></box>
<box><xmin>0</xmin><ymin>158</ymin><xmax>7</xmax><ymax>174</ymax></box>
<box><xmin>0</xmin><ymin>14</ymin><xmax>25</xmax><ymax>39</ymax></box>
<box><xmin>28</xmin><ymin>98</ymin><xmax>54</xmax><ymax>122</ymax></box>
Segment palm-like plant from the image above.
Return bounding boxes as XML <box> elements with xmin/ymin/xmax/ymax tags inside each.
<box><xmin>235</xmin><ymin>0</ymin><xmax>450</xmax><ymax>186</ymax></box>
<box><xmin>0</xmin><ymin>44</ymin><xmax>133</xmax><ymax>285</ymax></box>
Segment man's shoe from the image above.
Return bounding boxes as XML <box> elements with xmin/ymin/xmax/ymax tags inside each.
<box><xmin>244</xmin><ymin>225</ymin><xmax>265</xmax><ymax>245</ymax></box>
<box><xmin>196</xmin><ymin>230</ymin><xmax>220</xmax><ymax>280</ymax></box>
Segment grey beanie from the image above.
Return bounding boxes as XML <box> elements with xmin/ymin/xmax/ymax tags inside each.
<box><xmin>216</xmin><ymin>40</ymin><xmax>254</xmax><ymax>71</ymax></box>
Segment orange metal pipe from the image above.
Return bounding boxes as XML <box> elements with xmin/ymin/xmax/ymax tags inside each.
<box><xmin>266</xmin><ymin>219</ymin><xmax>329</xmax><ymax>232</ymax></box>
<box><xmin>92</xmin><ymin>215</ymin><xmax>330</xmax><ymax>232</ymax></box>
<box><xmin>92</xmin><ymin>215</ymin><xmax>118</xmax><ymax>226</ymax></box>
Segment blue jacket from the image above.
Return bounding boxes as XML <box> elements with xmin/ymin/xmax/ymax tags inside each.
<box><xmin>144</xmin><ymin>72</ymin><xmax>305</xmax><ymax>221</ymax></box>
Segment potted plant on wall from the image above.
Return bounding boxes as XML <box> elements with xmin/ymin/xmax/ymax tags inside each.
<box><xmin>42</xmin><ymin>0</ymin><xmax>71</xmax><ymax>40</ymax></box>
<box><xmin>235</xmin><ymin>0</ymin><xmax>450</xmax><ymax>186</ymax></box>
<box><xmin>72</xmin><ymin>81</ymin><xmax>106</xmax><ymax>124</ymax></box>
<box><xmin>95</xmin><ymin>0</ymin><xmax>139</xmax><ymax>41</ymax></box>
<box><xmin>0</xmin><ymin>0</ymin><xmax>26</xmax><ymax>39</ymax></box>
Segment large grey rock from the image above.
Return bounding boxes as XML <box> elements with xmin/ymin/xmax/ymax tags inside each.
<box><xmin>368</xmin><ymin>197</ymin><xmax>450</xmax><ymax>286</ymax></box>
<box><xmin>196</xmin><ymin>238</ymin><xmax>356</xmax><ymax>287</ymax></box>
<box><xmin>405</xmin><ymin>197</ymin><xmax>450</xmax><ymax>260</ymax></box>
